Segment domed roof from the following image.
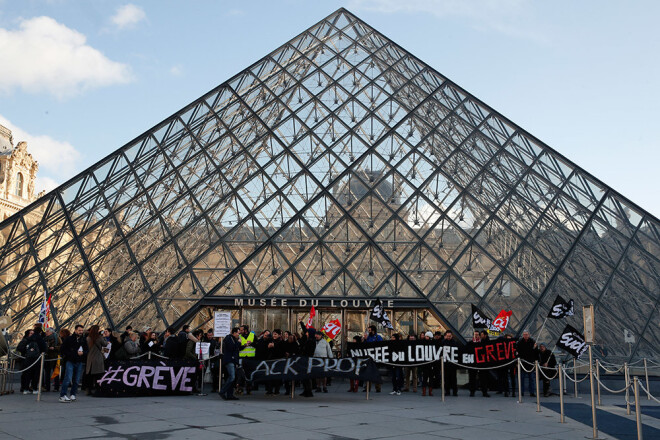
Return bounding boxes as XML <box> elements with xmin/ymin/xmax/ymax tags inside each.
<box><xmin>335</xmin><ymin>169</ymin><xmax>397</xmax><ymax>205</ymax></box>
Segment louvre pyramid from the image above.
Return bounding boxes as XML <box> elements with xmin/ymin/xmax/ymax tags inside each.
<box><xmin>1</xmin><ymin>9</ymin><xmax>659</xmax><ymax>362</ymax></box>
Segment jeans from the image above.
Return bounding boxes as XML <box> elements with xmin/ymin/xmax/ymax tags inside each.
<box><xmin>391</xmin><ymin>367</ymin><xmax>404</xmax><ymax>392</ymax></box>
<box><xmin>521</xmin><ymin>370</ymin><xmax>535</xmax><ymax>395</ymax></box>
<box><xmin>219</xmin><ymin>362</ymin><xmax>236</xmax><ymax>397</ymax></box>
<box><xmin>60</xmin><ymin>361</ymin><xmax>83</xmax><ymax>398</ymax></box>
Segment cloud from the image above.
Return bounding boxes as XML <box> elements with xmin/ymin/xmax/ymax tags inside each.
<box><xmin>169</xmin><ymin>65</ymin><xmax>183</xmax><ymax>76</ymax></box>
<box><xmin>0</xmin><ymin>115</ymin><xmax>81</xmax><ymax>193</ymax></box>
<box><xmin>348</xmin><ymin>0</ymin><xmax>548</xmax><ymax>43</ymax></box>
<box><xmin>0</xmin><ymin>16</ymin><xmax>133</xmax><ymax>98</ymax></box>
<box><xmin>110</xmin><ymin>4</ymin><xmax>146</xmax><ymax>29</ymax></box>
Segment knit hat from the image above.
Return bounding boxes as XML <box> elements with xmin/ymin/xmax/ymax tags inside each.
<box><xmin>307</xmin><ymin>327</ymin><xmax>316</xmax><ymax>338</ymax></box>
<box><xmin>425</xmin><ymin>331</ymin><xmax>433</xmax><ymax>338</ymax></box>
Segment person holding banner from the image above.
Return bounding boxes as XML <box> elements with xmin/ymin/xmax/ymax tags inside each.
<box><xmin>313</xmin><ymin>331</ymin><xmax>333</xmax><ymax>393</ymax></box>
<box><xmin>443</xmin><ymin>330</ymin><xmax>459</xmax><ymax>396</ymax></box>
<box><xmin>299</xmin><ymin>326</ymin><xmax>317</xmax><ymax>397</ymax></box>
<box><xmin>538</xmin><ymin>343</ymin><xmax>556</xmax><ymax>397</ymax></box>
<box><xmin>467</xmin><ymin>331</ymin><xmax>490</xmax><ymax>397</ymax></box>
<box><xmin>266</xmin><ymin>329</ymin><xmax>286</xmax><ymax>395</ymax></box>
<box><xmin>219</xmin><ymin>327</ymin><xmax>240</xmax><ymax>400</ymax></box>
<box><xmin>363</xmin><ymin>326</ymin><xmax>383</xmax><ymax>393</ymax></box>
<box><xmin>517</xmin><ymin>330</ymin><xmax>538</xmax><ymax>397</ymax></box>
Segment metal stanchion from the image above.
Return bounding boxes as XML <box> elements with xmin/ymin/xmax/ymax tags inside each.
<box><xmin>440</xmin><ymin>358</ymin><xmax>445</xmax><ymax>403</ymax></box>
<box><xmin>517</xmin><ymin>358</ymin><xmax>523</xmax><ymax>404</ymax></box>
<box><xmin>625</xmin><ymin>362</ymin><xmax>631</xmax><ymax>415</ymax></box>
<box><xmin>574</xmin><ymin>357</ymin><xmax>578</xmax><ymax>398</ymax></box>
<box><xmin>634</xmin><ymin>376</ymin><xmax>643</xmax><ymax>440</ymax></box>
<box><xmin>366</xmin><ymin>381</ymin><xmax>370</xmax><ymax>400</ymax></box>
<box><xmin>36</xmin><ymin>353</ymin><xmax>45</xmax><ymax>402</ymax></box>
<box><xmin>148</xmin><ymin>351</ymin><xmax>152</xmax><ymax>360</ymax></box>
<box><xmin>588</xmin><ymin>345</ymin><xmax>599</xmax><ymax>439</ymax></box>
<box><xmin>535</xmin><ymin>360</ymin><xmax>541</xmax><ymax>412</ymax></box>
<box><xmin>596</xmin><ymin>359</ymin><xmax>601</xmax><ymax>406</ymax></box>
<box><xmin>558</xmin><ymin>364</ymin><xmax>565</xmax><ymax>423</ymax></box>
<box><xmin>644</xmin><ymin>358</ymin><xmax>650</xmax><ymax>400</ymax></box>
<box><xmin>290</xmin><ymin>380</ymin><xmax>294</xmax><ymax>399</ymax></box>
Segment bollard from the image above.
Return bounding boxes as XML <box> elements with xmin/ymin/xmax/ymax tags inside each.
<box><xmin>290</xmin><ymin>380</ymin><xmax>294</xmax><ymax>399</ymax></box>
<box><xmin>441</xmin><ymin>358</ymin><xmax>445</xmax><ymax>403</ymax></box>
<box><xmin>644</xmin><ymin>358</ymin><xmax>650</xmax><ymax>400</ymax></box>
<box><xmin>574</xmin><ymin>357</ymin><xmax>578</xmax><ymax>398</ymax></box>
<box><xmin>596</xmin><ymin>359</ymin><xmax>601</xmax><ymax>406</ymax></box>
<box><xmin>588</xmin><ymin>345</ymin><xmax>598</xmax><ymax>439</ymax></box>
<box><xmin>535</xmin><ymin>361</ymin><xmax>541</xmax><ymax>412</ymax></box>
<box><xmin>634</xmin><ymin>376</ymin><xmax>643</xmax><ymax>440</ymax></box>
<box><xmin>148</xmin><ymin>351</ymin><xmax>152</xmax><ymax>360</ymax></box>
<box><xmin>36</xmin><ymin>353</ymin><xmax>45</xmax><ymax>402</ymax></box>
<box><xmin>366</xmin><ymin>381</ymin><xmax>370</xmax><ymax>400</ymax></box>
<box><xmin>558</xmin><ymin>364</ymin><xmax>565</xmax><ymax>423</ymax></box>
<box><xmin>517</xmin><ymin>358</ymin><xmax>523</xmax><ymax>404</ymax></box>
<box><xmin>625</xmin><ymin>362</ymin><xmax>631</xmax><ymax>415</ymax></box>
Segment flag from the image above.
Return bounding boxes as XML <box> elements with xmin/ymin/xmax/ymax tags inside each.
<box><xmin>306</xmin><ymin>305</ymin><xmax>316</xmax><ymax>328</ymax></box>
<box><xmin>38</xmin><ymin>292</ymin><xmax>51</xmax><ymax>329</ymax></box>
<box><xmin>547</xmin><ymin>295</ymin><xmax>575</xmax><ymax>319</ymax></box>
<box><xmin>370</xmin><ymin>299</ymin><xmax>394</xmax><ymax>329</ymax></box>
<box><xmin>555</xmin><ymin>324</ymin><xmax>588</xmax><ymax>358</ymax></box>
<box><xmin>488</xmin><ymin>309</ymin><xmax>512</xmax><ymax>336</ymax></box>
<box><xmin>322</xmin><ymin>319</ymin><xmax>342</xmax><ymax>340</ymax></box>
<box><xmin>471</xmin><ymin>304</ymin><xmax>492</xmax><ymax>329</ymax></box>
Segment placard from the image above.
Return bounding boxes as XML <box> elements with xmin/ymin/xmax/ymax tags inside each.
<box><xmin>195</xmin><ymin>342</ymin><xmax>210</xmax><ymax>360</ymax></box>
<box><xmin>213</xmin><ymin>311</ymin><xmax>232</xmax><ymax>337</ymax></box>
<box><xmin>96</xmin><ymin>360</ymin><xmax>199</xmax><ymax>397</ymax></box>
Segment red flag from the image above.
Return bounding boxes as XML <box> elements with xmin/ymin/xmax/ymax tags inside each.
<box><xmin>306</xmin><ymin>305</ymin><xmax>316</xmax><ymax>328</ymax></box>
<box><xmin>322</xmin><ymin>319</ymin><xmax>341</xmax><ymax>340</ymax></box>
<box><xmin>491</xmin><ymin>310</ymin><xmax>512</xmax><ymax>332</ymax></box>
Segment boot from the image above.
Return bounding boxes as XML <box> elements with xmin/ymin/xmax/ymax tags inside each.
<box><xmin>428</xmin><ymin>387</ymin><xmax>433</xmax><ymax>396</ymax></box>
<box><xmin>422</xmin><ymin>387</ymin><xmax>426</xmax><ymax>396</ymax></box>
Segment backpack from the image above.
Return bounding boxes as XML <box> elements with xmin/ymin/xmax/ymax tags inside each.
<box><xmin>25</xmin><ymin>340</ymin><xmax>40</xmax><ymax>360</ymax></box>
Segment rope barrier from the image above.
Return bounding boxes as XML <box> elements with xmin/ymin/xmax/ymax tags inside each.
<box><xmin>598</xmin><ymin>363</ymin><xmax>624</xmax><ymax>374</ymax></box>
<box><xmin>0</xmin><ymin>355</ymin><xmax>43</xmax><ymax>374</ymax></box>
<box><xmin>563</xmin><ymin>369</ymin><xmax>590</xmax><ymax>384</ymax></box>
<box><xmin>538</xmin><ymin>366</ymin><xmax>559</xmax><ymax>380</ymax></box>
<box><xmin>593</xmin><ymin>373</ymin><xmax>632</xmax><ymax>394</ymax></box>
<box><xmin>637</xmin><ymin>381</ymin><xmax>660</xmax><ymax>404</ymax></box>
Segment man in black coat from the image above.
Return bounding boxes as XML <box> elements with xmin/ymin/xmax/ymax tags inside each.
<box><xmin>443</xmin><ymin>330</ymin><xmax>460</xmax><ymax>396</ymax></box>
<box><xmin>538</xmin><ymin>343</ymin><xmax>557</xmax><ymax>396</ymax></box>
<box><xmin>59</xmin><ymin>324</ymin><xmax>88</xmax><ymax>402</ymax></box>
<box><xmin>265</xmin><ymin>329</ymin><xmax>286</xmax><ymax>395</ymax></box>
<box><xmin>517</xmin><ymin>330</ymin><xmax>538</xmax><ymax>397</ymax></box>
<box><xmin>298</xmin><ymin>325</ymin><xmax>317</xmax><ymax>397</ymax></box>
<box><xmin>219</xmin><ymin>327</ymin><xmax>241</xmax><ymax>400</ymax></box>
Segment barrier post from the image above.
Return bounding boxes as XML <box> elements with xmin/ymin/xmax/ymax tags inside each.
<box><xmin>573</xmin><ymin>358</ymin><xmax>578</xmax><ymax>398</ymax></box>
<box><xmin>644</xmin><ymin>358</ymin><xmax>650</xmax><ymax>400</ymax></box>
<box><xmin>634</xmin><ymin>376</ymin><xmax>643</xmax><ymax>440</ymax></box>
<box><xmin>596</xmin><ymin>359</ymin><xmax>601</xmax><ymax>406</ymax></box>
<box><xmin>517</xmin><ymin>358</ymin><xmax>523</xmax><ymax>404</ymax></box>
<box><xmin>290</xmin><ymin>381</ymin><xmax>294</xmax><ymax>399</ymax></box>
<box><xmin>36</xmin><ymin>353</ymin><xmax>45</xmax><ymax>402</ymax></box>
<box><xmin>625</xmin><ymin>362</ymin><xmax>631</xmax><ymax>415</ymax></box>
<box><xmin>148</xmin><ymin>351</ymin><xmax>152</xmax><ymax>360</ymax></box>
<box><xmin>535</xmin><ymin>360</ymin><xmax>541</xmax><ymax>412</ymax></box>
<box><xmin>366</xmin><ymin>381</ymin><xmax>370</xmax><ymax>400</ymax></box>
<box><xmin>440</xmin><ymin>357</ymin><xmax>445</xmax><ymax>403</ymax></box>
<box><xmin>588</xmin><ymin>345</ymin><xmax>598</xmax><ymax>439</ymax></box>
<box><xmin>218</xmin><ymin>338</ymin><xmax>223</xmax><ymax>393</ymax></box>
<box><xmin>558</xmin><ymin>363</ymin><xmax>565</xmax><ymax>423</ymax></box>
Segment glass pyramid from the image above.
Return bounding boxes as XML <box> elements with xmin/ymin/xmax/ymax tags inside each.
<box><xmin>0</xmin><ymin>9</ymin><xmax>658</xmax><ymax>362</ymax></box>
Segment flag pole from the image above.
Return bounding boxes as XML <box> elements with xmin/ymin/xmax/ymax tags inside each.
<box><xmin>534</xmin><ymin>317</ymin><xmax>548</xmax><ymax>342</ymax></box>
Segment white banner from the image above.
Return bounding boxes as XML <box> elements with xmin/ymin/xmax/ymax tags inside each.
<box><xmin>213</xmin><ymin>311</ymin><xmax>232</xmax><ymax>337</ymax></box>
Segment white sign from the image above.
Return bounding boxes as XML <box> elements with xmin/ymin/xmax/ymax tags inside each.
<box><xmin>214</xmin><ymin>311</ymin><xmax>232</xmax><ymax>337</ymax></box>
<box><xmin>195</xmin><ymin>342</ymin><xmax>211</xmax><ymax>360</ymax></box>
<box><xmin>624</xmin><ymin>329</ymin><xmax>635</xmax><ymax>344</ymax></box>
<box><xmin>583</xmin><ymin>305</ymin><xmax>595</xmax><ymax>344</ymax></box>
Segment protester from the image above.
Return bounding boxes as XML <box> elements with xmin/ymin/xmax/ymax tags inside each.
<box><xmin>266</xmin><ymin>329</ymin><xmax>286</xmax><ymax>395</ymax></box>
<box><xmin>59</xmin><ymin>324</ymin><xmax>88</xmax><ymax>402</ymax></box>
<box><xmin>123</xmin><ymin>331</ymin><xmax>142</xmax><ymax>358</ymax></box>
<box><xmin>298</xmin><ymin>324</ymin><xmax>317</xmax><ymax>397</ymax></box>
<box><xmin>420</xmin><ymin>331</ymin><xmax>435</xmax><ymax>396</ymax></box>
<box><xmin>103</xmin><ymin>328</ymin><xmax>120</xmax><ymax>361</ymax></box>
<box><xmin>162</xmin><ymin>327</ymin><xmax>179</xmax><ymax>358</ymax></box>
<box><xmin>184</xmin><ymin>330</ymin><xmax>202</xmax><ymax>360</ymax></box>
<box><xmin>443</xmin><ymin>330</ymin><xmax>459</xmax><ymax>396</ymax></box>
<box><xmin>42</xmin><ymin>327</ymin><xmax>60</xmax><ymax>392</ymax></box>
<box><xmin>219</xmin><ymin>328</ymin><xmax>241</xmax><ymax>400</ymax></box>
<box><xmin>467</xmin><ymin>331</ymin><xmax>490</xmax><ymax>397</ymax></box>
<box><xmin>363</xmin><ymin>325</ymin><xmax>383</xmax><ymax>393</ymax></box>
<box><xmin>403</xmin><ymin>334</ymin><xmax>418</xmax><ymax>393</ymax></box>
<box><xmin>538</xmin><ymin>343</ymin><xmax>557</xmax><ymax>397</ymax></box>
<box><xmin>120</xmin><ymin>325</ymin><xmax>133</xmax><ymax>345</ymax></box>
<box><xmin>313</xmin><ymin>330</ymin><xmax>333</xmax><ymax>393</ymax></box>
<box><xmin>85</xmin><ymin>325</ymin><xmax>108</xmax><ymax>395</ymax></box>
<box><xmin>517</xmin><ymin>330</ymin><xmax>538</xmax><ymax>397</ymax></box>
<box><xmin>389</xmin><ymin>333</ymin><xmax>403</xmax><ymax>396</ymax></box>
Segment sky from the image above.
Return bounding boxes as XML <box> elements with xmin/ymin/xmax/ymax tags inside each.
<box><xmin>0</xmin><ymin>0</ymin><xmax>658</xmax><ymax>218</ymax></box>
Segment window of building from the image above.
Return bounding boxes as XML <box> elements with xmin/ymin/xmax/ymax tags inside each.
<box><xmin>15</xmin><ymin>172</ymin><xmax>24</xmax><ymax>197</ymax></box>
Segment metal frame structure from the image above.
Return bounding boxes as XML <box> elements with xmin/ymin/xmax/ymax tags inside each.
<box><xmin>0</xmin><ymin>9</ymin><xmax>658</xmax><ymax>362</ymax></box>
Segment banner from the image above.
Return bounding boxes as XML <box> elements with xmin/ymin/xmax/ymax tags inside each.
<box><xmin>487</xmin><ymin>309</ymin><xmax>512</xmax><ymax>337</ymax></box>
<box><xmin>370</xmin><ymin>299</ymin><xmax>394</xmax><ymax>329</ymax></box>
<box><xmin>547</xmin><ymin>295</ymin><xmax>575</xmax><ymax>319</ymax></box>
<box><xmin>240</xmin><ymin>356</ymin><xmax>382</xmax><ymax>384</ymax></box>
<box><xmin>96</xmin><ymin>360</ymin><xmax>199</xmax><ymax>397</ymax></box>
<box><xmin>347</xmin><ymin>339</ymin><xmax>518</xmax><ymax>368</ymax></box>
<box><xmin>555</xmin><ymin>324</ymin><xmax>588</xmax><ymax>359</ymax></box>
<box><xmin>322</xmin><ymin>319</ymin><xmax>341</xmax><ymax>340</ymax></box>
<box><xmin>213</xmin><ymin>311</ymin><xmax>232</xmax><ymax>337</ymax></box>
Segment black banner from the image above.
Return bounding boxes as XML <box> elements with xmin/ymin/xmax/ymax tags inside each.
<box><xmin>547</xmin><ymin>295</ymin><xmax>575</xmax><ymax>319</ymax></box>
<box><xmin>96</xmin><ymin>359</ymin><xmax>199</xmax><ymax>397</ymax></box>
<box><xmin>347</xmin><ymin>339</ymin><xmax>518</xmax><ymax>368</ymax></box>
<box><xmin>370</xmin><ymin>299</ymin><xmax>394</xmax><ymax>330</ymax></box>
<box><xmin>556</xmin><ymin>324</ymin><xmax>588</xmax><ymax>358</ymax></box>
<box><xmin>240</xmin><ymin>356</ymin><xmax>382</xmax><ymax>384</ymax></box>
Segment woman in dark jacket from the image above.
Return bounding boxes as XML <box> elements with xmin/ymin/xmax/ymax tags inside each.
<box><xmin>85</xmin><ymin>325</ymin><xmax>108</xmax><ymax>395</ymax></box>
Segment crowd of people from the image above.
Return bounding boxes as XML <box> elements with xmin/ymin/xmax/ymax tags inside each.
<box><xmin>12</xmin><ymin>321</ymin><xmax>557</xmax><ymax>403</ymax></box>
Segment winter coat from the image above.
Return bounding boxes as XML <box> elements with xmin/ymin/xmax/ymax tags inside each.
<box><xmin>284</xmin><ymin>340</ymin><xmax>299</xmax><ymax>357</ymax></box>
<box><xmin>314</xmin><ymin>338</ymin><xmax>333</xmax><ymax>358</ymax></box>
<box><xmin>85</xmin><ymin>336</ymin><xmax>108</xmax><ymax>375</ymax></box>
<box><xmin>43</xmin><ymin>333</ymin><xmax>61</xmax><ymax>360</ymax></box>
<box><xmin>61</xmin><ymin>334</ymin><xmax>88</xmax><ymax>364</ymax></box>
<box><xmin>266</xmin><ymin>338</ymin><xmax>286</xmax><ymax>360</ymax></box>
<box><xmin>163</xmin><ymin>335</ymin><xmax>179</xmax><ymax>358</ymax></box>
<box><xmin>123</xmin><ymin>340</ymin><xmax>141</xmax><ymax>357</ymax></box>
<box><xmin>222</xmin><ymin>335</ymin><xmax>240</xmax><ymax>365</ymax></box>
<box><xmin>184</xmin><ymin>339</ymin><xmax>198</xmax><ymax>360</ymax></box>
<box><xmin>517</xmin><ymin>337</ymin><xmax>537</xmax><ymax>363</ymax></box>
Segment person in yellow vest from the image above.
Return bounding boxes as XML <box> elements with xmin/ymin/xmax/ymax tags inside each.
<box><xmin>237</xmin><ymin>325</ymin><xmax>255</xmax><ymax>395</ymax></box>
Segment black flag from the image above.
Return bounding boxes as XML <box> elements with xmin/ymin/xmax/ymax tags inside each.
<box><xmin>370</xmin><ymin>299</ymin><xmax>394</xmax><ymax>330</ymax></box>
<box><xmin>547</xmin><ymin>295</ymin><xmax>575</xmax><ymax>319</ymax></box>
<box><xmin>555</xmin><ymin>324</ymin><xmax>588</xmax><ymax>358</ymax></box>
<box><xmin>471</xmin><ymin>304</ymin><xmax>492</xmax><ymax>329</ymax></box>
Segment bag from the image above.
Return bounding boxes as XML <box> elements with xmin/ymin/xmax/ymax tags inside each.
<box><xmin>203</xmin><ymin>366</ymin><xmax>213</xmax><ymax>384</ymax></box>
<box><xmin>25</xmin><ymin>341</ymin><xmax>40</xmax><ymax>360</ymax></box>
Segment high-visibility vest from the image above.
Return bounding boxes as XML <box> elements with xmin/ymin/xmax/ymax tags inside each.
<box><xmin>239</xmin><ymin>332</ymin><xmax>256</xmax><ymax>357</ymax></box>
